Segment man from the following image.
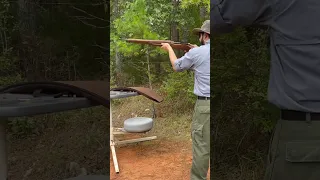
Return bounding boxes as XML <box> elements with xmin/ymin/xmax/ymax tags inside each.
<box><xmin>160</xmin><ymin>20</ymin><xmax>210</xmax><ymax>180</ymax></box>
<box><xmin>212</xmin><ymin>0</ymin><xmax>320</xmax><ymax>179</ymax></box>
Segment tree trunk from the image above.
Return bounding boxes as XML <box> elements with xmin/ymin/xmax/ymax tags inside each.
<box><xmin>18</xmin><ymin>0</ymin><xmax>38</xmax><ymax>81</ymax></box>
<box><xmin>104</xmin><ymin>0</ymin><xmax>109</xmax><ymax>15</ymax></box>
<box><xmin>171</xmin><ymin>0</ymin><xmax>179</xmax><ymax>42</ymax></box>
<box><xmin>115</xmin><ymin>47</ymin><xmax>122</xmax><ymax>85</ymax></box>
<box><xmin>200</xmin><ymin>6</ymin><xmax>207</xmax><ymax>21</ymax></box>
<box><xmin>146</xmin><ymin>48</ymin><xmax>152</xmax><ymax>90</ymax></box>
<box><xmin>113</xmin><ymin>0</ymin><xmax>123</xmax><ymax>86</ymax></box>
<box><xmin>155</xmin><ymin>54</ymin><xmax>161</xmax><ymax>78</ymax></box>
<box><xmin>171</xmin><ymin>0</ymin><xmax>180</xmax><ymax>57</ymax></box>
<box><xmin>0</xmin><ymin>30</ymin><xmax>4</xmax><ymax>54</ymax></box>
<box><xmin>146</xmin><ymin>47</ymin><xmax>156</xmax><ymax>118</ymax></box>
<box><xmin>73</xmin><ymin>60</ymin><xmax>77</xmax><ymax>80</ymax></box>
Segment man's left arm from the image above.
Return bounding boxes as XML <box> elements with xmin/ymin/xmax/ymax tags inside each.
<box><xmin>166</xmin><ymin>47</ymin><xmax>179</xmax><ymax>71</ymax></box>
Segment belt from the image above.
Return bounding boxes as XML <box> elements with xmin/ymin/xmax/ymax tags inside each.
<box><xmin>281</xmin><ymin>110</ymin><xmax>320</xmax><ymax>121</ymax></box>
<box><xmin>198</xmin><ymin>96</ymin><xmax>210</xmax><ymax>100</ymax></box>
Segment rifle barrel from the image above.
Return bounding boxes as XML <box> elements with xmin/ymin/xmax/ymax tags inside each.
<box><xmin>125</xmin><ymin>39</ymin><xmax>192</xmax><ymax>51</ymax></box>
<box><xmin>126</xmin><ymin>39</ymin><xmax>173</xmax><ymax>44</ymax></box>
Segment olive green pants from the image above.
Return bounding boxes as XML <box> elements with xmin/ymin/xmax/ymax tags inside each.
<box><xmin>190</xmin><ymin>99</ymin><xmax>210</xmax><ymax>180</ymax></box>
<box><xmin>264</xmin><ymin>118</ymin><xmax>320</xmax><ymax>180</ymax></box>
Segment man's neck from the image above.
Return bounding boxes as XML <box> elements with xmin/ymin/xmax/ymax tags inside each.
<box><xmin>202</xmin><ymin>39</ymin><xmax>210</xmax><ymax>45</ymax></box>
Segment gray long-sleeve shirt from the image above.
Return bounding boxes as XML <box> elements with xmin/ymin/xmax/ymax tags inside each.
<box><xmin>212</xmin><ymin>0</ymin><xmax>320</xmax><ymax>112</ymax></box>
<box><xmin>174</xmin><ymin>40</ymin><xmax>210</xmax><ymax>97</ymax></box>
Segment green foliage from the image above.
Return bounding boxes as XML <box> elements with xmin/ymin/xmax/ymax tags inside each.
<box><xmin>0</xmin><ymin>0</ymin><xmax>14</xmax><ymax>54</ymax></box>
<box><xmin>111</xmin><ymin>0</ymin><xmax>209</xmax><ymax>108</ymax></box>
<box><xmin>0</xmin><ymin>1</ymin><xmax>108</xmax><ymax>82</ymax></box>
<box><xmin>212</xmin><ymin>27</ymin><xmax>279</xmax><ymax>178</ymax></box>
<box><xmin>213</xmin><ymin>27</ymin><xmax>275</xmax><ymax>132</ymax></box>
<box><xmin>1</xmin><ymin>1</ymin><xmax>109</xmax><ymax>140</ymax></box>
<box><xmin>8</xmin><ymin>118</ymin><xmax>40</xmax><ymax>137</ymax></box>
<box><xmin>114</xmin><ymin>0</ymin><xmax>155</xmax><ymax>38</ymax></box>
<box><xmin>161</xmin><ymin>70</ymin><xmax>195</xmax><ymax>104</ymax></box>
<box><xmin>0</xmin><ymin>73</ymin><xmax>23</xmax><ymax>86</ymax></box>
<box><xmin>0</xmin><ymin>0</ymin><xmax>11</xmax><ymax>25</ymax></box>
<box><xmin>0</xmin><ymin>2</ymin><xmax>20</xmax><ymax>87</ymax></box>
<box><xmin>180</xmin><ymin>0</ymin><xmax>210</xmax><ymax>11</ymax></box>
<box><xmin>112</xmin><ymin>0</ymin><xmax>164</xmax><ymax>57</ymax></box>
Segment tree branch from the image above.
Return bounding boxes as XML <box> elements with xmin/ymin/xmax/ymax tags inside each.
<box><xmin>70</xmin><ymin>16</ymin><xmax>96</xmax><ymax>20</ymax></box>
<box><xmin>71</xmin><ymin>6</ymin><xmax>108</xmax><ymax>22</ymax></box>
<box><xmin>91</xmin><ymin>42</ymin><xmax>108</xmax><ymax>50</ymax></box>
<box><xmin>75</xmin><ymin>17</ymin><xmax>108</xmax><ymax>29</ymax></box>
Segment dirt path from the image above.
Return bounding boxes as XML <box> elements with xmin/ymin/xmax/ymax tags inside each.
<box><xmin>110</xmin><ymin>139</ymin><xmax>210</xmax><ymax>180</ymax></box>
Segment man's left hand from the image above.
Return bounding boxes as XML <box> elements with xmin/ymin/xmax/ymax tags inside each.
<box><xmin>188</xmin><ymin>44</ymin><xmax>198</xmax><ymax>49</ymax></box>
<box><xmin>161</xmin><ymin>43</ymin><xmax>172</xmax><ymax>52</ymax></box>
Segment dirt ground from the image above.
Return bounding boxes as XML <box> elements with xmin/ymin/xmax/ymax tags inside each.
<box><xmin>110</xmin><ymin>139</ymin><xmax>210</xmax><ymax>180</ymax></box>
<box><xmin>7</xmin><ymin>108</ymin><xmax>108</xmax><ymax>180</ymax></box>
<box><xmin>110</xmin><ymin>96</ymin><xmax>210</xmax><ymax>180</ymax></box>
<box><xmin>6</xmin><ymin>97</ymin><xmax>211</xmax><ymax>180</ymax></box>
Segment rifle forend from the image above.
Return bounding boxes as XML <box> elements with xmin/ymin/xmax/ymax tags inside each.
<box><xmin>125</xmin><ymin>39</ymin><xmax>192</xmax><ymax>51</ymax></box>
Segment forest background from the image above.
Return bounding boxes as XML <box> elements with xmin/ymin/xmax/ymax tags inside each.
<box><xmin>0</xmin><ymin>0</ymin><xmax>276</xmax><ymax>179</ymax></box>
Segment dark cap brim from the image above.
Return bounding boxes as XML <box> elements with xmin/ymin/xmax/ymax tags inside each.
<box><xmin>192</xmin><ymin>28</ymin><xmax>203</xmax><ymax>35</ymax></box>
<box><xmin>192</xmin><ymin>28</ymin><xmax>209</xmax><ymax>35</ymax></box>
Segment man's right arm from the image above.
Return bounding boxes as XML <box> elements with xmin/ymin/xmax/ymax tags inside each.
<box><xmin>211</xmin><ymin>0</ymin><xmax>272</xmax><ymax>35</ymax></box>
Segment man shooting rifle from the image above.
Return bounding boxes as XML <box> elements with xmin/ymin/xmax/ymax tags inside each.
<box><xmin>161</xmin><ymin>20</ymin><xmax>210</xmax><ymax>180</ymax></box>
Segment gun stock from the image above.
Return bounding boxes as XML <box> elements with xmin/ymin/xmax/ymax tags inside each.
<box><xmin>125</xmin><ymin>39</ymin><xmax>192</xmax><ymax>52</ymax></box>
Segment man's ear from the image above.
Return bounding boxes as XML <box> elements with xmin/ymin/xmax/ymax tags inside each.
<box><xmin>205</xmin><ymin>33</ymin><xmax>210</xmax><ymax>39</ymax></box>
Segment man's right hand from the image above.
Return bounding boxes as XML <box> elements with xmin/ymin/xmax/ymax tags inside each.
<box><xmin>188</xmin><ymin>44</ymin><xmax>198</xmax><ymax>49</ymax></box>
<box><xmin>184</xmin><ymin>44</ymin><xmax>198</xmax><ymax>53</ymax></box>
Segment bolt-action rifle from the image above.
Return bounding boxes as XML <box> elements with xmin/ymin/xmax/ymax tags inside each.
<box><xmin>125</xmin><ymin>39</ymin><xmax>192</xmax><ymax>52</ymax></box>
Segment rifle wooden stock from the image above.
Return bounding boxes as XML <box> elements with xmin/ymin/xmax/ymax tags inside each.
<box><xmin>126</xmin><ymin>39</ymin><xmax>192</xmax><ymax>51</ymax></box>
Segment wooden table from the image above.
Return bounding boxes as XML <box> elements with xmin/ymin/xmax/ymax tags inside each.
<box><xmin>110</xmin><ymin>90</ymin><xmax>157</xmax><ymax>173</ymax></box>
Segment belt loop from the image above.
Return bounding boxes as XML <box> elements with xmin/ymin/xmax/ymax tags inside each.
<box><xmin>306</xmin><ymin>112</ymin><xmax>311</xmax><ymax>123</ymax></box>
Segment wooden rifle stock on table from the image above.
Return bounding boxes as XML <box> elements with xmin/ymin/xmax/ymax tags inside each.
<box><xmin>125</xmin><ymin>39</ymin><xmax>192</xmax><ymax>52</ymax></box>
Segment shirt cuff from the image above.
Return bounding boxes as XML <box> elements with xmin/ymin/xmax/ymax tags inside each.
<box><xmin>174</xmin><ymin>58</ymin><xmax>184</xmax><ymax>72</ymax></box>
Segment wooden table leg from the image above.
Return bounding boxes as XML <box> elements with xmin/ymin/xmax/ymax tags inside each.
<box><xmin>110</xmin><ymin>103</ymin><xmax>120</xmax><ymax>173</ymax></box>
<box><xmin>0</xmin><ymin>119</ymin><xmax>8</xmax><ymax>180</ymax></box>
<box><xmin>110</xmin><ymin>142</ymin><xmax>119</xmax><ymax>173</ymax></box>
